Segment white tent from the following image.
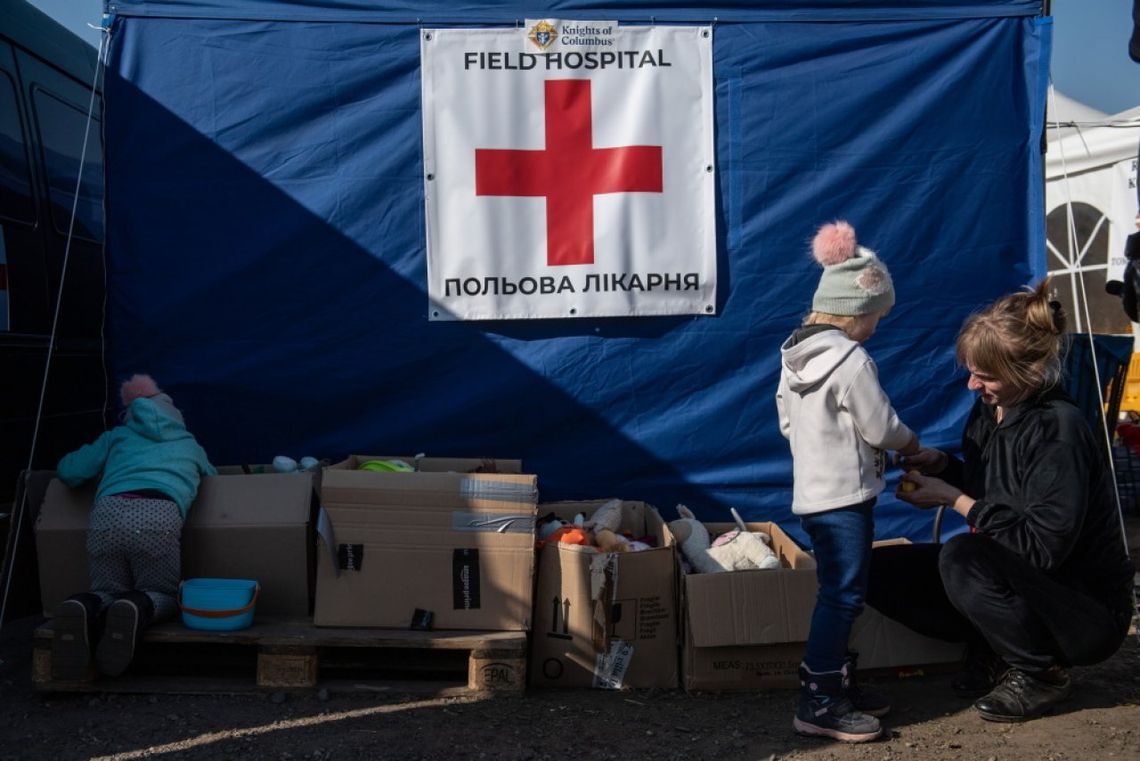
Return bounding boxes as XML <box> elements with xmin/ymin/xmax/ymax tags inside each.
<box><xmin>1045</xmin><ymin>91</ymin><xmax>1140</xmax><ymax>336</ymax></box>
<box><xmin>1047</xmin><ymin>91</ymin><xmax>1109</xmax><ymax>138</ymax></box>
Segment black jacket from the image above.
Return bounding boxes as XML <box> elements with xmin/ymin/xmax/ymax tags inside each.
<box><xmin>942</xmin><ymin>387</ymin><xmax>1133</xmax><ymax>609</ymax></box>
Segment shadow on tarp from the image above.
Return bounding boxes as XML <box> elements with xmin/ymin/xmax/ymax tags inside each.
<box><xmin>100</xmin><ymin>67</ymin><xmax>737</xmax><ymax>526</ymax></box>
<box><xmin>98</xmin><ymin>13</ymin><xmax>1046</xmax><ymax>553</ymax></box>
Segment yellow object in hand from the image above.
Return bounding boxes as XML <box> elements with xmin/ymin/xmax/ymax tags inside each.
<box><xmin>899</xmin><ymin>469</ymin><xmax>919</xmax><ymax>493</ymax></box>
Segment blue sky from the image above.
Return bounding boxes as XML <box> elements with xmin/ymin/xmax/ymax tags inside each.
<box><xmin>23</xmin><ymin>0</ymin><xmax>1140</xmax><ymax>115</ymax></box>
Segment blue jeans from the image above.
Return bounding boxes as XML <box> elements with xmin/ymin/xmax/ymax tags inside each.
<box><xmin>800</xmin><ymin>499</ymin><xmax>875</xmax><ymax>672</ymax></box>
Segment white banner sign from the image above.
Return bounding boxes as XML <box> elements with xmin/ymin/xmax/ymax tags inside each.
<box><xmin>1109</xmin><ymin>156</ymin><xmax>1139</xmax><ymax>279</ymax></box>
<box><xmin>421</xmin><ymin>22</ymin><xmax>716</xmax><ymax>320</ymax></box>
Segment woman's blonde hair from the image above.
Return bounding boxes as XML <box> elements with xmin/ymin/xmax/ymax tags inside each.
<box><xmin>955</xmin><ymin>279</ymin><xmax>1066</xmax><ymax>401</ymax></box>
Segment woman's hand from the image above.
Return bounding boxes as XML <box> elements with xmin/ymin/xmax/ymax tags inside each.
<box><xmin>898</xmin><ymin>446</ymin><xmax>948</xmax><ymax>475</ymax></box>
<box><xmin>895</xmin><ymin>471</ymin><xmax>962</xmax><ymax>509</ymax></box>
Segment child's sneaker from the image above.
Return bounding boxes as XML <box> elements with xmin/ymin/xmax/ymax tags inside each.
<box><xmin>51</xmin><ymin>594</ymin><xmax>101</xmax><ymax>681</ymax></box>
<box><xmin>793</xmin><ymin>663</ymin><xmax>883</xmax><ymax>743</ymax></box>
<box><xmin>96</xmin><ymin>591</ymin><xmax>154</xmax><ymax>677</ymax></box>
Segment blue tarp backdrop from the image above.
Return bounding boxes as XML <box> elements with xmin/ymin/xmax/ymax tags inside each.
<box><xmin>101</xmin><ymin>1</ymin><xmax>1050</xmax><ymax>544</ymax></box>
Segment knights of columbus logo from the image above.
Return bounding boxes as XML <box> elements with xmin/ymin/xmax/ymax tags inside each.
<box><xmin>528</xmin><ymin>21</ymin><xmax>557</xmax><ymax>50</ymax></box>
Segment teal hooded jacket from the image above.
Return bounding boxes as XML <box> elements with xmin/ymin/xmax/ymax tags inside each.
<box><xmin>57</xmin><ymin>394</ymin><xmax>217</xmax><ymax>518</ymax></box>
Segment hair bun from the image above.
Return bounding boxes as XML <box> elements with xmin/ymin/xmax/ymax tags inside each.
<box><xmin>812</xmin><ymin>221</ymin><xmax>857</xmax><ymax>266</ymax></box>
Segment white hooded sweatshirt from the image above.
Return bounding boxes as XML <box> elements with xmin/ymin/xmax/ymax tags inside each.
<box><xmin>776</xmin><ymin>325</ymin><xmax>914</xmax><ymax>515</ymax></box>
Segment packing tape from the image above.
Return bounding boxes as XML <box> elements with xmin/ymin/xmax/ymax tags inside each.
<box><xmin>458</xmin><ymin>477</ymin><xmax>538</xmax><ymax>503</ymax></box>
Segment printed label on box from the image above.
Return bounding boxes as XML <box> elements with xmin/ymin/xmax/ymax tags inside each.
<box><xmin>637</xmin><ymin>595</ymin><xmax>670</xmax><ymax>641</ymax></box>
<box><xmin>592</xmin><ymin>639</ymin><xmax>634</xmax><ymax>689</ymax></box>
<box><xmin>544</xmin><ymin>594</ymin><xmax>572</xmax><ymax>640</ymax></box>
<box><xmin>337</xmin><ymin>544</ymin><xmax>364</xmax><ymax>571</ymax></box>
<box><xmin>453</xmin><ymin>548</ymin><xmax>481</xmax><ymax>609</ymax></box>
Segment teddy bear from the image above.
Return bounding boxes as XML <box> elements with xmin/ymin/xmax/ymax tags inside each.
<box><xmin>584</xmin><ymin>498</ymin><xmax>655</xmax><ymax>552</ymax></box>
<box><xmin>581</xmin><ymin>499</ymin><xmax>626</xmax><ymax>552</ymax></box>
<box><xmin>668</xmin><ymin>505</ymin><xmax>781</xmax><ymax>573</ymax></box>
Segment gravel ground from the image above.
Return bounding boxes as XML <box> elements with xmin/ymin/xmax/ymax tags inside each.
<box><xmin>1</xmin><ymin>613</ymin><xmax>1137</xmax><ymax>761</ymax></box>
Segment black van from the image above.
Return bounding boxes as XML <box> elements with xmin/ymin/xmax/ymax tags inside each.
<box><xmin>1</xmin><ymin>0</ymin><xmax>109</xmax><ymax>620</ymax></box>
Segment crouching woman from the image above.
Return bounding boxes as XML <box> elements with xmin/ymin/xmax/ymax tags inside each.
<box><xmin>868</xmin><ymin>281</ymin><xmax>1134</xmax><ymax>722</ymax></box>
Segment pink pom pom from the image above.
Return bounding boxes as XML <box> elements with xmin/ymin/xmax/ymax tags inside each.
<box><xmin>120</xmin><ymin>374</ymin><xmax>160</xmax><ymax>406</ymax></box>
<box><xmin>812</xmin><ymin>221</ymin><xmax>857</xmax><ymax>266</ymax></box>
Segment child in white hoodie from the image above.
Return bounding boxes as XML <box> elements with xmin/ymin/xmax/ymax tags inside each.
<box><xmin>776</xmin><ymin>221</ymin><xmax>921</xmax><ymax>743</ymax></box>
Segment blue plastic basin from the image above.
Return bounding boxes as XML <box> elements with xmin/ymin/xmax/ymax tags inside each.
<box><xmin>179</xmin><ymin>578</ymin><xmax>259</xmax><ymax>631</ymax></box>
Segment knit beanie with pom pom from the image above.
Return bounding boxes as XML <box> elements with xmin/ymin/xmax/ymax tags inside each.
<box><xmin>810</xmin><ymin>220</ymin><xmax>895</xmax><ymax>317</ymax></box>
<box><xmin>119</xmin><ymin>374</ymin><xmax>185</xmax><ymax>425</ymax></box>
<box><xmin>120</xmin><ymin>374</ymin><xmax>161</xmax><ymax>406</ymax></box>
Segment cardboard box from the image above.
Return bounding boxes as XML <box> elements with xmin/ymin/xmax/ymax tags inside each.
<box><xmin>314</xmin><ymin>455</ymin><xmax>537</xmax><ymax>630</ymax></box>
<box><xmin>34</xmin><ymin>468</ymin><xmax>319</xmax><ymax>618</ymax></box>
<box><xmin>682</xmin><ymin>523</ymin><xmax>966</xmax><ymax>691</ymax></box>
<box><xmin>331</xmin><ymin>455</ymin><xmax>522</xmax><ymax>474</ymax></box>
<box><xmin>529</xmin><ymin>500</ymin><xmax>679</xmax><ymax>689</ymax></box>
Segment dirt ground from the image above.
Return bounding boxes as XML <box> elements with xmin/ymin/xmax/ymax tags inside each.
<box><xmin>0</xmin><ymin>614</ymin><xmax>1137</xmax><ymax>761</ymax></box>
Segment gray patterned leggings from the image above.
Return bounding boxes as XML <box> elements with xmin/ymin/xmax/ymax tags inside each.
<box><xmin>87</xmin><ymin>494</ymin><xmax>183</xmax><ymax>622</ymax></box>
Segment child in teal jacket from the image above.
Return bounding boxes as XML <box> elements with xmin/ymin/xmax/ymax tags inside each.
<box><xmin>52</xmin><ymin>375</ymin><xmax>216</xmax><ymax>680</ymax></box>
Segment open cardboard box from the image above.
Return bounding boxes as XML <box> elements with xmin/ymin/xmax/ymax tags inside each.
<box><xmin>314</xmin><ymin>455</ymin><xmax>537</xmax><ymax>630</ymax></box>
<box><xmin>682</xmin><ymin>523</ymin><xmax>966</xmax><ymax>691</ymax></box>
<box><xmin>34</xmin><ymin>466</ymin><xmax>319</xmax><ymax>619</ymax></box>
<box><xmin>530</xmin><ymin>499</ymin><xmax>679</xmax><ymax>689</ymax></box>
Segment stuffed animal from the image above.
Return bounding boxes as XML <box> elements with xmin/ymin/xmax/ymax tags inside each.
<box><xmin>586</xmin><ymin>499</ymin><xmax>652</xmax><ymax>553</ymax></box>
<box><xmin>709</xmin><ymin>528</ymin><xmax>781</xmax><ymax>571</ymax></box>
<box><xmin>537</xmin><ymin>512</ymin><xmax>576</xmax><ymax>541</ymax></box>
<box><xmin>583</xmin><ymin>498</ymin><xmax>623</xmax><ymax>533</ymax></box>
<box><xmin>594</xmin><ymin>527</ymin><xmax>631</xmax><ymax>553</ymax></box>
<box><xmin>668</xmin><ymin>505</ymin><xmax>781</xmax><ymax>573</ymax></box>
<box><xmin>542</xmin><ymin>525</ymin><xmax>591</xmax><ymax>547</ymax></box>
<box><xmin>668</xmin><ymin>505</ymin><xmax>722</xmax><ymax>573</ymax></box>
<box><xmin>536</xmin><ymin>511</ymin><xmax>591</xmax><ymax>547</ymax></box>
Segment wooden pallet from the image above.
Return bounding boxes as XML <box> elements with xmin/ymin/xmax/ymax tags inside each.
<box><xmin>33</xmin><ymin>618</ymin><xmax>527</xmax><ymax>696</ymax></box>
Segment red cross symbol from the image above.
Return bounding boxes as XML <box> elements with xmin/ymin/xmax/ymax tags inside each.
<box><xmin>475</xmin><ymin>79</ymin><xmax>663</xmax><ymax>266</ymax></box>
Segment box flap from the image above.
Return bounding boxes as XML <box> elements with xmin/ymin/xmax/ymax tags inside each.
<box><xmin>321</xmin><ymin>469</ymin><xmax>537</xmax><ymax>510</ymax></box>
<box><xmin>329</xmin><ymin>454</ymin><xmax>523</xmax><ymax>474</ymax></box>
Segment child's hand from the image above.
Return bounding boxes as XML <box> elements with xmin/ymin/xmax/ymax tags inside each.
<box><xmin>897</xmin><ymin>446</ymin><xmax>948</xmax><ymax>475</ymax></box>
<box><xmin>895</xmin><ymin>471</ymin><xmax>960</xmax><ymax>508</ymax></box>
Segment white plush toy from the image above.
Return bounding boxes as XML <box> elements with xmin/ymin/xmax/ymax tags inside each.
<box><xmin>584</xmin><ymin>498</ymin><xmax>623</xmax><ymax>533</ymax></box>
<box><xmin>668</xmin><ymin>505</ymin><xmax>781</xmax><ymax>573</ymax></box>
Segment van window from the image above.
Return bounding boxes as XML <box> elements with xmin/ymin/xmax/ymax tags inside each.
<box><xmin>31</xmin><ymin>87</ymin><xmax>104</xmax><ymax>242</ymax></box>
<box><xmin>0</xmin><ymin>71</ymin><xmax>35</xmax><ymax>226</ymax></box>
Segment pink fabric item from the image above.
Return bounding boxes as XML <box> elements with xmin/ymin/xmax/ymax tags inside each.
<box><xmin>711</xmin><ymin>529</ymin><xmax>740</xmax><ymax>547</ymax></box>
<box><xmin>120</xmin><ymin>374</ymin><xmax>160</xmax><ymax>406</ymax></box>
<box><xmin>812</xmin><ymin>220</ymin><xmax>857</xmax><ymax>266</ymax></box>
